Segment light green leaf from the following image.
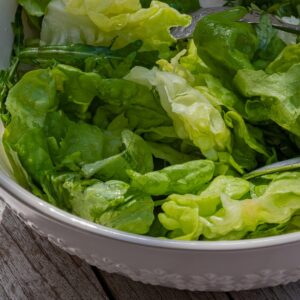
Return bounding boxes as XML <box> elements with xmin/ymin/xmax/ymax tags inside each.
<box><xmin>158</xmin><ymin>175</ymin><xmax>250</xmax><ymax>240</ymax></box>
<box><xmin>41</xmin><ymin>0</ymin><xmax>191</xmax><ymax>57</ymax></box>
<box><xmin>18</xmin><ymin>0</ymin><xmax>51</xmax><ymax>17</ymax></box>
<box><xmin>6</xmin><ymin>69</ymin><xmax>58</xmax><ymax>127</ymax></box>
<box><xmin>201</xmin><ymin>172</ymin><xmax>300</xmax><ymax>240</ymax></box>
<box><xmin>125</xmin><ymin>67</ymin><xmax>232</xmax><ymax>161</ymax></box>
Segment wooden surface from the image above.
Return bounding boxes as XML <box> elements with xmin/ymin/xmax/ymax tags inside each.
<box><xmin>1</xmin><ymin>200</ymin><xmax>300</xmax><ymax>300</ymax></box>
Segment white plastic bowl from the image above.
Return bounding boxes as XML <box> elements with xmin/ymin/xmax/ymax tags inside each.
<box><xmin>1</xmin><ymin>1</ymin><xmax>300</xmax><ymax>291</ymax></box>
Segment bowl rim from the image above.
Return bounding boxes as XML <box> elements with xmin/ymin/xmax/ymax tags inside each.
<box><xmin>2</xmin><ymin>171</ymin><xmax>300</xmax><ymax>251</ymax></box>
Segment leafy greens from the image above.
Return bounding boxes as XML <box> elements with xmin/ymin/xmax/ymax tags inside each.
<box><xmin>2</xmin><ymin>0</ymin><xmax>300</xmax><ymax>241</ymax></box>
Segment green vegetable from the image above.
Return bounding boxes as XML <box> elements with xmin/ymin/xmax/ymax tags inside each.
<box><xmin>125</xmin><ymin>67</ymin><xmax>232</xmax><ymax>161</ymax></box>
<box><xmin>18</xmin><ymin>0</ymin><xmax>51</xmax><ymax>17</ymax></box>
<box><xmin>53</xmin><ymin>65</ymin><xmax>101</xmax><ymax>119</ymax></box>
<box><xmin>224</xmin><ymin>111</ymin><xmax>272</xmax><ymax>170</ymax></box>
<box><xmin>82</xmin><ymin>130</ymin><xmax>153</xmax><ymax>182</ymax></box>
<box><xmin>128</xmin><ymin>160</ymin><xmax>215</xmax><ymax>195</ymax></box>
<box><xmin>5</xmin><ymin>69</ymin><xmax>58</xmax><ymax>127</ymax></box>
<box><xmin>19</xmin><ymin>41</ymin><xmax>159</xmax><ymax>74</ymax></box>
<box><xmin>146</xmin><ymin>141</ymin><xmax>199</xmax><ymax>165</ymax></box>
<box><xmin>266</xmin><ymin>43</ymin><xmax>300</xmax><ymax>73</ymax></box>
<box><xmin>234</xmin><ymin>64</ymin><xmax>300</xmax><ymax>137</ymax></box>
<box><xmin>95</xmin><ymin>77</ymin><xmax>171</xmax><ymax>130</ymax></box>
<box><xmin>41</xmin><ymin>0</ymin><xmax>191</xmax><ymax>57</ymax></box>
<box><xmin>226</xmin><ymin>0</ymin><xmax>300</xmax><ymax>17</ymax></box>
<box><xmin>4</xmin><ymin>125</ymin><xmax>54</xmax><ymax>184</ymax></box>
<box><xmin>64</xmin><ymin>179</ymin><xmax>154</xmax><ymax>234</ymax></box>
<box><xmin>158</xmin><ymin>175</ymin><xmax>250</xmax><ymax>239</ymax></box>
<box><xmin>201</xmin><ymin>172</ymin><xmax>300</xmax><ymax>240</ymax></box>
<box><xmin>194</xmin><ymin>7</ymin><xmax>257</xmax><ymax>78</ymax></box>
<box><xmin>3</xmin><ymin>0</ymin><xmax>300</xmax><ymax>241</ymax></box>
<box><xmin>253</xmin><ymin>14</ymin><xmax>286</xmax><ymax>69</ymax></box>
<box><xmin>141</xmin><ymin>0</ymin><xmax>200</xmax><ymax>13</ymax></box>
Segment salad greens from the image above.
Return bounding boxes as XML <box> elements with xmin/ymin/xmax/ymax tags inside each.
<box><xmin>40</xmin><ymin>0</ymin><xmax>190</xmax><ymax>58</ymax></box>
<box><xmin>2</xmin><ymin>0</ymin><xmax>300</xmax><ymax>241</ymax></box>
<box><xmin>226</xmin><ymin>0</ymin><xmax>300</xmax><ymax>17</ymax></box>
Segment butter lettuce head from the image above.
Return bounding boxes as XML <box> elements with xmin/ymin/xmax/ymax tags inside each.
<box><xmin>41</xmin><ymin>0</ymin><xmax>191</xmax><ymax>57</ymax></box>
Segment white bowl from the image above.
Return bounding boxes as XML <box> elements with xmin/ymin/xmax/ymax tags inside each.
<box><xmin>2</xmin><ymin>1</ymin><xmax>300</xmax><ymax>291</ymax></box>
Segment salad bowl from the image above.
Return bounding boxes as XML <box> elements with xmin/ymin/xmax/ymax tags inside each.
<box><xmin>2</xmin><ymin>0</ymin><xmax>300</xmax><ymax>292</ymax></box>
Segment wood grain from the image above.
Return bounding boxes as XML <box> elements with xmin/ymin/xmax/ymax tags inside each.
<box><xmin>230</xmin><ymin>283</ymin><xmax>300</xmax><ymax>300</ymax></box>
<box><xmin>0</xmin><ymin>202</ymin><xmax>108</xmax><ymax>300</ymax></box>
<box><xmin>1</xmin><ymin>196</ymin><xmax>300</xmax><ymax>300</ymax></box>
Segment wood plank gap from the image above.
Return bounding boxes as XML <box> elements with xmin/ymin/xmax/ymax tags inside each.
<box><xmin>226</xmin><ymin>292</ymin><xmax>235</xmax><ymax>300</ymax></box>
<box><xmin>92</xmin><ymin>267</ymin><xmax>116</xmax><ymax>300</ymax></box>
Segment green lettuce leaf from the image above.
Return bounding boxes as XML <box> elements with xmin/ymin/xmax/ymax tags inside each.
<box><xmin>137</xmin><ymin>126</ymin><xmax>178</xmax><ymax>143</ymax></box>
<box><xmin>196</xmin><ymin>74</ymin><xmax>246</xmax><ymax>115</ymax></box>
<box><xmin>234</xmin><ymin>64</ymin><xmax>300</xmax><ymax>137</ymax></box>
<box><xmin>128</xmin><ymin>159</ymin><xmax>215</xmax><ymax>195</ymax></box>
<box><xmin>41</xmin><ymin>0</ymin><xmax>191</xmax><ymax>57</ymax></box>
<box><xmin>12</xmin><ymin>128</ymin><xmax>54</xmax><ymax>183</ymax></box>
<box><xmin>141</xmin><ymin>0</ymin><xmax>200</xmax><ymax>13</ymax></box>
<box><xmin>95</xmin><ymin>77</ymin><xmax>171</xmax><ymax>130</ymax></box>
<box><xmin>253</xmin><ymin>14</ymin><xmax>286</xmax><ymax>69</ymax></box>
<box><xmin>194</xmin><ymin>7</ymin><xmax>257</xmax><ymax>78</ymax></box>
<box><xmin>266</xmin><ymin>43</ymin><xmax>300</xmax><ymax>73</ymax></box>
<box><xmin>157</xmin><ymin>40</ymin><xmax>210</xmax><ymax>87</ymax></box>
<box><xmin>6</xmin><ymin>69</ymin><xmax>58</xmax><ymax>128</ymax></box>
<box><xmin>125</xmin><ymin>67</ymin><xmax>232</xmax><ymax>161</ymax></box>
<box><xmin>64</xmin><ymin>179</ymin><xmax>154</xmax><ymax>234</ymax></box>
<box><xmin>146</xmin><ymin>141</ymin><xmax>200</xmax><ymax>165</ymax></box>
<box><xmin>56</xmin><ymin>122</ymin><xmax>105</xmax><ymax>170</ymax></box>
<box><xmin>3</xmin><ymin>118</ymin><xmax>54</xmax><ymax>193</ymax></box>
<box><xmin>224</xmin><ymin>111</ymin><xmax>272</xmax><ymax>170</ymax></box>
<box><xmin>201</xmin><ymin>172</ymin><xmax>300</xmax><ymax>240</ymax></box>
<box><xmin>41</xmin><ymin>110</ymin><xmax>106</xmax><ymax>171</ymax></box>
<box><xmin>52</xmin><ymin>65</ymin><xmax>101</xmax><ymax>119</ymax></box>
<box><xmin>20</xmin><ymin>41</ymin><xmax>159</xmax><ymax>77</ymax></box>
<box><xmin>82</xmin><ymin>130</ymin><xmax>153</xmax><ymax>182</ymax></box>
<box><xmin>158</xmin><ymin>175</ymin><xmax>250</xmax><ymax>240</ymax></box>
<box><xmin>157</xmin><ymin>44</ymin><xmax>246</xmax><ymax>115</ymax></box>
<box><xmin>18</xmin><ymin>0</ymin><xmax>51</xmax><ymax>17</ymax></box>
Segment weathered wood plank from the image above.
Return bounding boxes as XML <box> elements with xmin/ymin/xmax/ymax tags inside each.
<box><xmin>230</xmin><ymin>282</ymin><xmax>300</xmax><ymax>300</ymax></box>
<box><xmin>0</xmin><ymin>201</ymin><xmax>108</xmax><ymax>300</ymax></box>
<box><xmin>97</xmin><ymin>263</ymin><xmax>300</xmax><ymax>300</ymax></box>
<box><xmin>0</xmin><ymin>284</ymin><xmax>10</xmax><ymax>300</ymax></box>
